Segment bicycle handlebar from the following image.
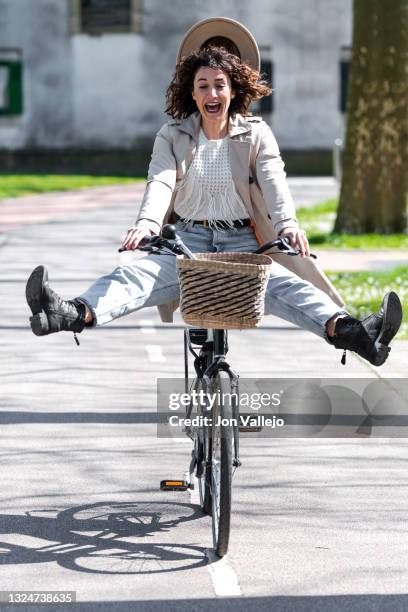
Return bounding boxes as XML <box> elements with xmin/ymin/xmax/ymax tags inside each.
<box><xmin>254</xmin><ymin>237</ymin><xmax>317</xmax><ymax>258</ymax></box>
<box><xmin>119</xmin><ymin>224</ymin><xmax>317</xmax><ymax>260</ymax></box>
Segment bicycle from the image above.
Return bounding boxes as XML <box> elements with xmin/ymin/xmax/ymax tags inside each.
<box><xmin>129</xmin><ymin>224</ymin><xmax>310</xmax><ymax>557</ymax></box>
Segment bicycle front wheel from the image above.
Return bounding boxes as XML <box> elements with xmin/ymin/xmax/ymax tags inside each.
<box><xmin>210</xmin><ymin>370</ymin><xmax>233</xmax><ymax>558</ymax></box>
<box><xmin>196</xmin><ymin>378</ymin><xmax>212</xmax><ymax>516</ymax></box>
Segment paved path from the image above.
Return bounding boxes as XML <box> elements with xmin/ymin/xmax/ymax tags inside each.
<box><xmin>0</xmin><ymin>183</ymin><xmax>146</xmax><ymax>233</ymax></box>
<box><xmin>0</xmin><ymin>180</ymin><xmax>407</xmax><ymax>611</ymax></box>
<box><xmin>1</xmin><ymin>179</ymin><xmax>407</xmax><ymax>272</ymax></box>
<box><xmin>313</xmin><ymin>248</ymin><xmax>408</xmax><ymax>271</ymax></box>
<box><xmin>0</xmin><ymin>176</ymin><xmax>335</xmax><ymax>232</ymax></box>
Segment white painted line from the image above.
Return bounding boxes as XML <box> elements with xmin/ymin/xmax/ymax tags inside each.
<box><xmin>206</xmin><ymin>548</ymin><xmax>242</xmax><ymax>597</ymax></box>
<box><xmin>146</xmin><ymin>344</ymin><xmax>166</xmax><ymax>362</ymax></box>
<box><xmin>168</xmin><ymin>438</ymin><xmax>199</xmax><ymax>500</ymax></box>
<box><xmin>186</xmin><ymin>473</ymin><xmax>200</xmax><ymax>505</ymax></box>
<box><xmin>167</xmin><ymin>439</ymin><xmax>241</xmax><ymax>597</ymax></box>
<box><xmin>140</xmin><ymin>318</ymin><xmax>157</xmax><ymax>334</ymax></box>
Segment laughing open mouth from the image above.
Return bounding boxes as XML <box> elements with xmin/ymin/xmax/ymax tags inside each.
<box><xmin>205</xmin><ymin>103</ymin><xmax>221</xmax><ymax>113</ymax></box>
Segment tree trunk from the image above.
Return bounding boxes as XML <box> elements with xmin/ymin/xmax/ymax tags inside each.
<box><xmin>334</xmin><ymin>0</ymin><xmax>408</xmax><ymax>233</ymax></box>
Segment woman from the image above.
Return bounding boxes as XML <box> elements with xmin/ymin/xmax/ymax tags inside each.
<box><xmin>26</xmin><ymin>17</ymin><xmax>402</xmax><ymax>366</ymax></box>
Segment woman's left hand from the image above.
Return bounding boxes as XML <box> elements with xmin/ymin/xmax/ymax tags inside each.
<box><xmin>279</xmin><ymin>227</ymin><xmax>310</xmax><ymax>258</ymax></box>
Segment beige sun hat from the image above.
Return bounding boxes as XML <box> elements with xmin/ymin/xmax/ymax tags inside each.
<box><xmin>176</xmin><ymin>17</ymin><xmax>260</xmax><ymax>71</ymax></box>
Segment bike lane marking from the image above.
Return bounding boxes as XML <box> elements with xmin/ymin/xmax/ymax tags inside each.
<box><xmin>187</xmin><ymin>474</ymin><xmax>200</xmax><ymax>505</ymax></box>
<box><xmin>172</xmin><ymin>440</ymin><xmax>242</xmax><ymax>598</ymax></box>
<box><xmin>205</xmin><ymin>548</ymin><xmax>242</xmax><ymax>596</ymax></box>
<box><xmin>155</xmin><ymin>333</ymin><xmax>243</xmax><ymax>597</ymax></box>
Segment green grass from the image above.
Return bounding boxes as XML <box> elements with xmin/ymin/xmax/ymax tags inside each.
<box><xmin>0</xmin><ymin>174</ymin><xmax>144</xmax><ymax>199</ymax></box>
<box><xmin>297</xmin><ymin>199</ymin><xmax>408</xmax><ymax>249</ymax></box>
<box><xmin>327</xmin><ymin>266</ymin><xmax>408</xmax><ymax>340</ymax></box>
<box><xmin>296</xmin><ymin>199</ymin><xmax>338</xmax><ymax>224</ymax></box>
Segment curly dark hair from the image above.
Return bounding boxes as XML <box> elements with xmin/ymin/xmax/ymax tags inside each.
<box><xmin>165</xmin><ymin>46</ymin><xmax>272</xmax><ymax>119</ymax></box>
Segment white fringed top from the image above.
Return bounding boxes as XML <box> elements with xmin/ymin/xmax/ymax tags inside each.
<box><xmin>173</xmin><ymin>129</ymin><xmax>250</xmax><ymax>230</ymax></box>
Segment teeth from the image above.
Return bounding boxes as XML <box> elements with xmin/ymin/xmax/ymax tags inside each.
<box><xmin>206</xmin><ymin>103</ymin><xmax>221</xmax><ymax>112</ymax></box>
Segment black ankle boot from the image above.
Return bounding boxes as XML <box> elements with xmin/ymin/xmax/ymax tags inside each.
<box><xmin>26</xmin><ymin>266</ymin><xmax>86</xmax><ymax>343</ymax></box>
<box><xmin>331</xmin><ymin>291</ymin><xmax>402</xmax><ymax>366</ymax></box>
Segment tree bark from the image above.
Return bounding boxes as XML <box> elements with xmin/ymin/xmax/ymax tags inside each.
<box><xmin>335</xmin><ymin>0</ymin><xmax>408</xmax><ymax>233</ymax></box>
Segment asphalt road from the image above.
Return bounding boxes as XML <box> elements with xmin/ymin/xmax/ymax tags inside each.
<box><xmin>0</xmin><ymin>187</ymin><xmax>408</xmax><ymax>611</ymax></box>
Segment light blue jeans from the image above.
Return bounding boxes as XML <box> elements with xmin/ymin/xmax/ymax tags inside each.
<box><xmin>78</xmin><ymin>221</ymin><xmax>344</xmax><ymax>339</ymax></box>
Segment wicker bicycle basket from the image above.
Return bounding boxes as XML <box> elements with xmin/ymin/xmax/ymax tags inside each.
<box><xmin>176</xmin><ymin>252</ymin><xmax>273</xmax><ymax>330</ymax></box>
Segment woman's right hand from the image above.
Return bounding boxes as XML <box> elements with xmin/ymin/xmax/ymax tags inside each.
<box><xmin>120</xmin><ymin>227</ymin><xmax>150</xmax><ymax>251</ymax></box>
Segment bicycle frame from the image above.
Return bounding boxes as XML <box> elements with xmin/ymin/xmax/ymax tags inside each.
<box><xmin>139</xmin><ymin>224</ymin><xmax>312</xmax><ymax>556</ymax></box>
<box><xmin>184</xmin><ymin>327</ymin><xmax>242</xmax><ymax>484</ymax></box>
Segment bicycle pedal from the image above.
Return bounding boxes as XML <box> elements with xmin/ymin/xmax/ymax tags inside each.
<box><xmin>160</xmin><ymin>479</ymin><xmax>191</xmax><ymax>491</ymax></box>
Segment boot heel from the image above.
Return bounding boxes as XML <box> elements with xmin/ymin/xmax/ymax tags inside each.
<box><xmin>372</xmin><ymin>344</ymin><xmax>391</xmax><ymax>366</ymax></box>
<box><xmin>30</xmin><ymin>312</ymin><xmax>50</xmax><ymax>336</ymax></box>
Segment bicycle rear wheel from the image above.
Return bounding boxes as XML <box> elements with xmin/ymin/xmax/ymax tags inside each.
<box><xmin>210</xmin><ymin>370</ymin><xmax>233</xmax><ymax>557</ymax></box>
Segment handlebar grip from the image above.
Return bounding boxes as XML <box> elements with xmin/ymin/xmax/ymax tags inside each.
<box><xmin>118</xmin><ymin>235</ymin><xmax>153</xmax><ymax>253</ymax></box>
<box><xmin>254</xmin><ymin>239</ymin><xmax>285</xmax><ymax>254</ymax></box>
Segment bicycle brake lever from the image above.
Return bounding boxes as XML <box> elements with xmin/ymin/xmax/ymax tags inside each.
<box><xmin>283</xmin><ymin>249</ymin><xmax>317</xmax><ymax>259</ymax></box>
<box><xmin>278</xmin><ymin>237</ymin><xmax>292</xmax><ymax>250</ymax></box>
<box><xmin>279</xmin><ymin>237</ymin><xmax>317</xmax><ymax>258</ymax></box>
<box><xmin>286</xmin><ymin>250</ymin><xmax>317</xmax><ymax>259</ymax></box>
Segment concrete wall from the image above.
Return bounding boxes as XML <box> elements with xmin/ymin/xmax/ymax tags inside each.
<box><xmin>0</xmin><ymin>0</ymin><xmax>74</xmax><ymax>149</ymax></box>
<box><xmin>72</xmin><ymin>35</ymin><xmax>145</xmax><ymax>147</ymax></box>
<box><xmin>0</xmin><ymin>0</ymin><xmax>352</xmax><ymax>152</ymax></box>
<box><xmin>252</xmin><ymin>0</ymin><xmax>352</xmax><ymax>148</ymax></box>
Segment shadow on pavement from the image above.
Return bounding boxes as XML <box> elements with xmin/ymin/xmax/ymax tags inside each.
<box><xmin>0</xmin><ymin>501</ymin><xmax>207</xmax><ymax>575</ymax></box>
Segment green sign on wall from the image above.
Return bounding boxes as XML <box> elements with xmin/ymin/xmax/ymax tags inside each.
<box><xmin>0</xmin><ymin>62</ymin><xmax>23</xmax><ymax>116</ymax></box>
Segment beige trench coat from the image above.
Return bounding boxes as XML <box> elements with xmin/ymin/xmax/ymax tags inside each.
<box><xmin>136</xmin><ymin>112</ymin><xmax>344</xmax><ymax>322</ymax></box>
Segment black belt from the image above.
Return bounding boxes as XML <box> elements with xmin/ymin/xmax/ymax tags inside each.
<box><xmin>174</xmin><ymin>213</ymin><xmax>251</xmax><ymax>230</ymax></box>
